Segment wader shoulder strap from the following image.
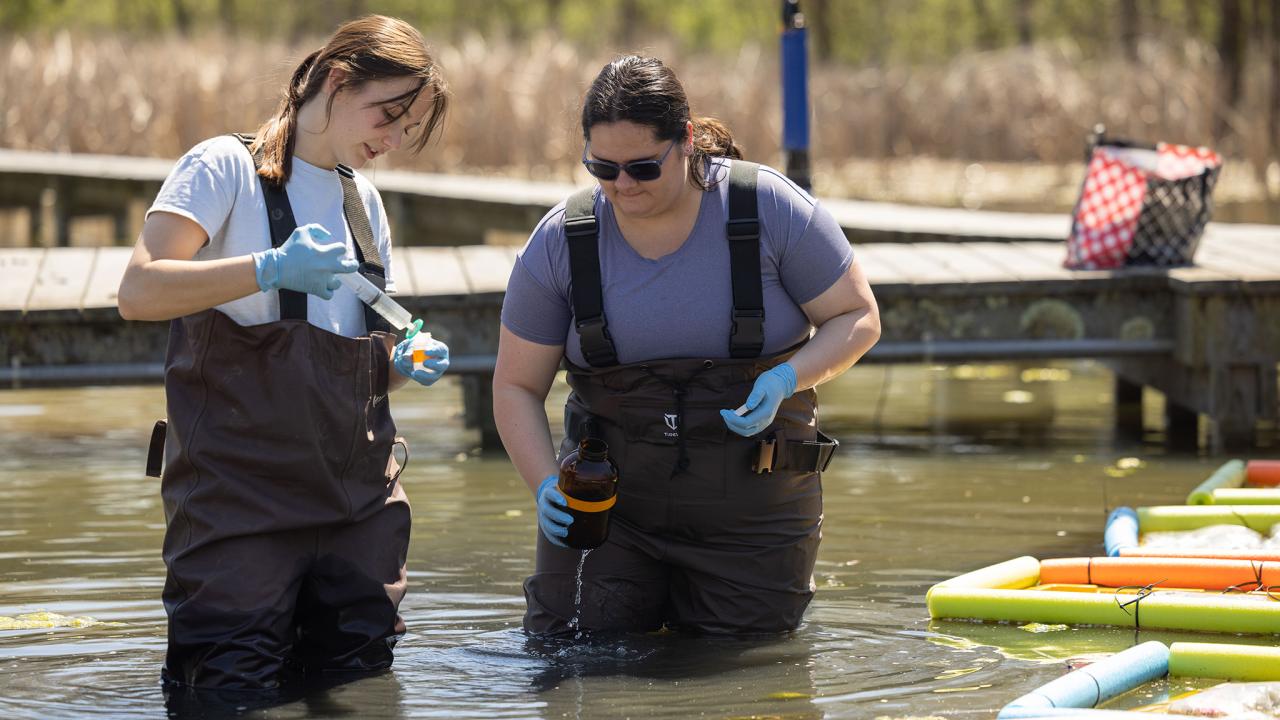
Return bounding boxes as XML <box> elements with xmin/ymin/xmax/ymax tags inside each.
<box><xmin>232</xmin><ymin>133</ymin><xmax>307</xmax><ymax>322</ymax></box>
<box><xmin>564</xmin><ymin>188</ymin><xmax>618</xmax><ymax>367</ymax></box>
<box><xmin>335</xmin><ymin>164</ymin><xmax>391</xmax><ymax>335</ymax></box>
<box><xmin>727</xmin><ymin>160</ymin><xmax>764</xmax><ymax>358</ymax></box>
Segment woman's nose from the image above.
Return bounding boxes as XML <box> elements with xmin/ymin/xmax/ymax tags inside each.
<box><xmin>614</xmin><ymin>170</ymin><xmax>637</xmax><ymax>190</ymax></box>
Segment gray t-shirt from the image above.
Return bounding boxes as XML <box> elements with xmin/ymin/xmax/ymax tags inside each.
<box><xmin>502</xmin><ymin>159</ymin><xmax>854</xmax><ymax>366</ymax></box>
<box><xmin>148</xmin><ymin>135</ymin><xmax>396</xmax><ymax>337</ymax></box>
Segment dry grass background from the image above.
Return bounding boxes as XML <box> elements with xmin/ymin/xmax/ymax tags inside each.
<box><xmin>1</xmin><ymin>30</ymin><xmax>1275</xmax><ymax>211</ymax></box>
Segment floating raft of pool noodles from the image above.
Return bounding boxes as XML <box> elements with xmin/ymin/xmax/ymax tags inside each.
<box><xmin>1104</xmin><ymin>505</ymin><xmax>1280</xmax><ymax>557</ymax></box>
<box><xmin>997</xmin><ymin>641</ymin><xmax>1280</xmax><ymax>718</ymax></box>
<box><xmin>925</xmin><ymin>556</ymin><xmax>1280</xmax><ymax>634</ymax></box>
<box><xmin>1187</xmin><ymin>459</ymin><xmax>1280</xmax><ymax>505</ymax></box>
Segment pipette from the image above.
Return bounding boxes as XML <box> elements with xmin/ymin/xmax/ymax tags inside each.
<box><xmin>339</xmin><ymin>272</ymin><xmax>423</xmax><ymax>337</ymax></box>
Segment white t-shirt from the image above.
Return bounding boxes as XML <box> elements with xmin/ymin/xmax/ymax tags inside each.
<box><xmin>147</xmin><ymin>135</ymin><xmax>397</xmax><ymax>337</ymax></box>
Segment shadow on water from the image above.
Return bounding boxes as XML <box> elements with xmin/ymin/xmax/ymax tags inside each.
<box><xmin>0</xmin><ymin>361</ymin><xmax>1262</xmax><ymax>718</ymax></box>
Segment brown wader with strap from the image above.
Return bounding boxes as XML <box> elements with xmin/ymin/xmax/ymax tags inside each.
<box><xmin>148</xmin><ymin>135</ymin><xmax>412</xmax><ymax>690</ymax></box>
<box><xmin>523</xmin><ymin>161</ymin><xmax>838</xmax><ymax>636</ymax></box>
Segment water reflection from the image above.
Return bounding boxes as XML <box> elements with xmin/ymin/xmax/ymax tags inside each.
<box><xmin>0</xmin><ymin>362</ymin><xmax>1231</xmax><ymax>718</ymax></box>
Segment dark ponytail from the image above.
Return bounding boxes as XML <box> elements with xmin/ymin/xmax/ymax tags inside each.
<box><xmin>252</xmin><ymin>15</ymin><xmax>449</xmax><ymax>186</ymax></box>
<box><xmin>582</xmin><ymin>55</ymin><xmax>742</xmax><ymax>190</ymax></box>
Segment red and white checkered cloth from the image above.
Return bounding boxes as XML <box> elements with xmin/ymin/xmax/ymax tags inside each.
<box><xmin>1066</xmin><ymin>143</ymin><xmax>1221</xmax><ymax>269</ymax></box>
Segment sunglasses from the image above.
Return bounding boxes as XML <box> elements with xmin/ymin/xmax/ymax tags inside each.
<box><xmin>581</xmin><ymin>139</ymin><xmax>679</xmax><ymax>182</ymax></box>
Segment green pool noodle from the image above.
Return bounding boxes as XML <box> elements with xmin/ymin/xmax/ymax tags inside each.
<box><xmin>927</xmin><ymin>587</ymin><xmax>1280</xmax><ymax>634</ymax></box>
<box><xmin>1169</xmin><ymin>642</ymin><xmax>1280</xmax><ymax>681</ymax></box>
<box><xmin>1137</xmin><ymin>505</ymin><xmax>1280</xmax><ymax>532</ymax></box>
<box><xmin>1186</xmin><ymin>460</ymin><xmax>1246</xmax><ymax>504</ymax></box>
<box><xmin>1208</xmin><ymin>487</ymin><xmax>1280</xmax><ymax>505</ymax></box>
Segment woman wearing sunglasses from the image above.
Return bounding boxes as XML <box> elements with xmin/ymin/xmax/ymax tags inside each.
<box><xmin>493</xmin><ymin>55</ymin><xmax>880</xmax><ymax>636</ymax></box>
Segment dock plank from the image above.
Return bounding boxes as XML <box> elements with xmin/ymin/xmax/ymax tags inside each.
<box><xmin>0</xmin><ymin>249</ymin><xmax>46</xmax><ymax>311</ymax></box>
<box><xmin>963</xmin><ymin>241</ymin><xmax>1076</xmax><ymax>281</ymax></box>
<box><xmin>404</xmin><ymin>247</ymin><xmax>469</xmax><ymax>296</ymax></box>
<box><xmin>909</xmin><ymin>242</ymin><xmax>1023</xmax><ymax>283</ymax></box>
<box><xmin>857</xmin><ymin>243</ymin><xmax>954</xmax><ymax>283</ymax></box>
<box><xmin>26</xmin><ymin>248</ymin><xmax>95</xmax><ymax>311</ymax></box>
<box><xmin>852</xmin><ymin>245</ymin><xmax>914</xmax><ymax>285</ymax></box>
<box><xmin>81</xmin><ymin>247</ymin><xmax>132</xmax><ymax>309</ymax></box>
<box><xmin>457</xmin><ymin>245</ymin><xmax>515</xmax><ymax>293</ymax></box>
<box><xmin>1199</xmin><ymin>235</ymin><xmax>1280</xmax><ymax>274</ymax></box>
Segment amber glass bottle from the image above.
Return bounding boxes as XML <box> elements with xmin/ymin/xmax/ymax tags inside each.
<box><xmin>558</xmin><ymin>437</ymin><xmax>619</xmax><ymax>549</ymax></box>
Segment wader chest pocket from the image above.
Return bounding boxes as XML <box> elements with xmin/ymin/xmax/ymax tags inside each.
<box><xmin>618</xmin><ymin>400</ymin><xmax>727</xmax><ymax>499</ymax></box>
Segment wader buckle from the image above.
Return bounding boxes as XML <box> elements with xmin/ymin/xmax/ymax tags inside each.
<box><xmin>753</xmin><ymin>435</ymin><xmax>777</xmax><ymax>474</ymax></box>
<box><xmin>575</xmin><ymin>315</ymin><xmax>618</xmax><ymax>366</ymax></box>
<box><xmin>731</xmin><ymin>309</ymin><xmax>765</xmax><ymax>345</ymax></box>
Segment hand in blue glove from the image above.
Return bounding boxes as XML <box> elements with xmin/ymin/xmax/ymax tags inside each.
<box><xmin>535</xmin><ymin>474</ymin><xmax>572</xmax><ymax>547</ymax></box>
<box><xmin>720</xmin><ymin>362</ymin><xmax>798</xmax><ymax>437</ymax></box>
<box><xmin>251</xmin><ymin>223</ymin><xmax>357</xmax><ymax>299</ymax></box>
<box><xmin>391</xmin><ymin>333</ymin><xmax>451</xmax><ymax>387</ymax></box>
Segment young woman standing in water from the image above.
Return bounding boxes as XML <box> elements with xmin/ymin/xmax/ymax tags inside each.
<box><xmin>118</xmin><ymin>15</ymin><xmax>450</xmax><ymax>690</ymax></box>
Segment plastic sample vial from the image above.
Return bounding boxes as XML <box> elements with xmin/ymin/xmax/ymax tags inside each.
<box><xmin>410</xmin><ymin>330</ymin><xmax>436</xmax><ymax>372</ymax></box>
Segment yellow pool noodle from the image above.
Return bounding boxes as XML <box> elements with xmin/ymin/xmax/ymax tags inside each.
<box><xmin>1207</xmin><ymin>487</ymin><xmax>1280</xmax><ymax>505</ymax></box>
<box><xmin>926</xmin><ymin>556</ymin><xmax>1040</xmax><ymax>606</ymax></box>
<box><xmin>1137</xmin><ymin>505</ymin><xmax>1280</xmax><ymax>532</ymax></box>
<box><xmin>1169</xmin><ymin>642</ymin><xmax>1280</xmax><ymax>681</ymax></box>
<box><xmin>927</xmin><ymin>587</ymin><xmax>1280</xmax><ymax>635</ymax></box>
<box><xmin>1186</xmin><ymin>460</ymin><xmax>1246</xmax><ymax>505</ymax></box>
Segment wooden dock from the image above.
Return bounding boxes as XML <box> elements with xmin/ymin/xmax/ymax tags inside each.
<box><xmin>1</xmin><ymin>148</ymin><xmax>1278</xmax><ymax>450</ymax></box>
<box><xmin>3</xmin><ymin>224</ymin><xmax>1279</xmax><ymax>451</ymax></box>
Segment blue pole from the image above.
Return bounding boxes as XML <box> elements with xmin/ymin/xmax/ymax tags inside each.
<box><xmin>781</xmin><ymin>0</ymin><xmax>811</xmax><ymax>191</ymax></box>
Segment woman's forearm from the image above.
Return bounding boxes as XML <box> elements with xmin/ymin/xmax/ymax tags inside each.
<box><xmin>118</xmin><ymin>255</ymin><xmax>261</xmax><ymax>321</ymax></box>
<box><xmin>493</xmin><ymin>382</ymin><xmax>560</xmax><ymax>494</ymax></box>
<box><xmin>788</xmin><ymin>305</ymin><xmax>882</xmax><ymax>392</ymax></box>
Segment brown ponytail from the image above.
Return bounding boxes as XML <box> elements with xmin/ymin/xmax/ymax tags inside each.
<box><xmin>251</xmin><ymin>15</ymin><xmax>448</xmax><ymax>186</ymax></box>
<box><xmin>583</xmin><ymin>55</ymin><xmax>742</xmax><ymax>191</ymax></box>
<box><xmin>689</xmin><ymin>116</ymin><xmax>743</xmax><ymax>190</ymax></box>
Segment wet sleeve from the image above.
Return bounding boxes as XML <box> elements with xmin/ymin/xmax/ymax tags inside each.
<box><xmin>147</xmin><ymin>145</ymin><xmax>236</xmax><ymax>244</ymax></box>
<box><xmin>500</xmin><ymin>211</ymin><xmax>572</xmax><ymax>346</ymax></box>
<box><xmin>778</xmin><ymin>200</ymin><xmax>854</xmax><ymax>305</ymax></box>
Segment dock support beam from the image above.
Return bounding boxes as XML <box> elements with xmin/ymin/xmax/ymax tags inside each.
<box><xmin>1113</xmin><ymin>376</ymin><xmax>1144</xmax><ymax>444</ymax></box>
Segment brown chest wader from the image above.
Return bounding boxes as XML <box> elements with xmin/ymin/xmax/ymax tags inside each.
<box><xmin>523</xmin><ymin>161</ymin><xmax>838</xmax><ymax>636</ymax></box>
<box><xmin>148</xmin><ymin>135</ymin><xmax>411</xmax><ymax>690</ymax></box>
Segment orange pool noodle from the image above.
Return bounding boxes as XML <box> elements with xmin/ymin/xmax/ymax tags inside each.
<box><xmin>1039</xmin><ymin>557</ymin><xmax>1280</xmax><ymax>591</ymax></box>
<box><xmin>1246</xmin><ymin>460</ymin><xmax>1280</xmax><ymax>487</ymax></box>
<box><xmin>1120</xmin><ymin>548</ymin><xmax>1280</xmax><ymax>563</ymax></box>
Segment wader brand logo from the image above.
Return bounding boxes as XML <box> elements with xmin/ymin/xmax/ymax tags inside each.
<box><xmin>663</xmin><ymin>413</ymin><xmax>679</xmax><ymax>438</ymax></box>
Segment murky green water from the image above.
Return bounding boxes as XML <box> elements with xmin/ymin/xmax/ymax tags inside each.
<box><xmin>0</xmin><ymin>363</ymin><xmax>1253</xmax><ymax>718</ymax></box>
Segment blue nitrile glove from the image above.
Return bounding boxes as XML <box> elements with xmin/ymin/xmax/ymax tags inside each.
<box><xmin>536</xmin><ymin>474</ymin><xmax>572</xmax><ymax>547</ymax></box>
<box><xmin>720</xmin><ymin>362</ymin><xmax>798</xmax><ymax>437</ymax></box>
<box><xmin>391</xmin><ymin>333</ymin><xmax>451</xmax><ymax>387</ymax></box>
<box><xmin>251</xmin><ymin>223</ymin><xmax>357</xmax><ymax>300</ymax></box>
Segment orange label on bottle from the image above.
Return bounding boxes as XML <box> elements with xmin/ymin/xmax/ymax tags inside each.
<box><xmin>563</xmin><ymin>494</ymin><xmax>616</xmax><ymax>513</ymax></box>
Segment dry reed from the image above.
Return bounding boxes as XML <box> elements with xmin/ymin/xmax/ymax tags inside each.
<box><xmin>0</xmin><ymin>30</ymin><xmax>1275</xmax><ymax>207</ymax></box>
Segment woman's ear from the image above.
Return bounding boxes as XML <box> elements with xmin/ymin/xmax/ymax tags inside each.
<box><xmin>323</xmin><ymin>67</ymin><xmax>349</xmax><ymax>95</ymax></box>
<box><xmin>683</xmin><ymin>119</ymin><xmax>695</xmax><ymax>153</ymax></box>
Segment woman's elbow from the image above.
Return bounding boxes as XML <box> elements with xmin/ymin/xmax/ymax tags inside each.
<box><xmin>116</xmin><ymin>282</ymin><xmax>142</xmax><ymax>321</ymax></box>
<box><xmin>116</xmin><ymin>272</ymin><xmax>159</xmax><ymax>321</ymax></box>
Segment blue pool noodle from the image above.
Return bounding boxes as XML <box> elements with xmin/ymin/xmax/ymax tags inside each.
<box><xmin>999</xmin><ymin>709</ymin><xmax>1170</xmax><ymax>719</ymax></box>
<box><xmin>998</xmin><ymin>641</ymin><xmax>1169</xmax><ymax>718</ymax></box>
<box><xmin>1104</xmin><ymin>506</ymin><xmax>1139</xmax><ymax>557</ymax></box>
